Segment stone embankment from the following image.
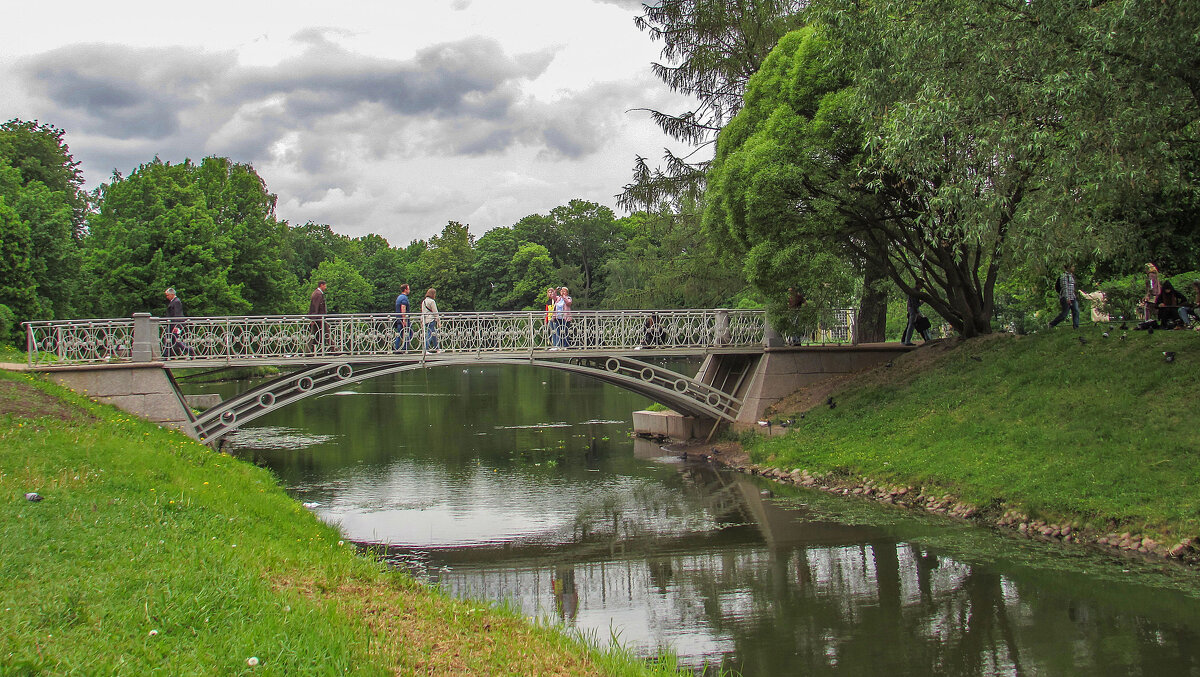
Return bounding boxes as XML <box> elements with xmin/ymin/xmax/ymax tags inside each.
<box><xmin>711</xmin><ymin>447</ymin><xmax>1199</xmax><ymax>565</ymax></box>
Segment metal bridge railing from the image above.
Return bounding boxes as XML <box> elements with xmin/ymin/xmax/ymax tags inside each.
<box><xmin>24</xmin><ymin>309</ymin><xmax>778</xmax><ymax>366</ymax></box>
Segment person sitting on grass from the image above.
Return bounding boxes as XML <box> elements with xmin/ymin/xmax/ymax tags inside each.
<box><xmin>1155</xmin><ymin>281</ymin><xmax>1192</xmax><ymax>328</ymax></box>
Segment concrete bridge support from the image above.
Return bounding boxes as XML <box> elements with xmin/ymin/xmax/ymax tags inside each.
<box><xmin>726</xmin><ymin>344</ymin><xmax>909</xmax><ymax>424</ymax></box>
<box><xmin>46</xmin><ymin>363</ymin><xmax>195</xmax><ymax>436</ymax></box>
<box><xmin>639</xmin><ymin>345</ymin><xmax>910</xmax><ymax>440</ymax></box>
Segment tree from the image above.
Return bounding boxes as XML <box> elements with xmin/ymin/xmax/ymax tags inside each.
<box><xmin>415</xmin><ymin>221</ymin><xmax>475</xmax><ymax>311</ymax></box>
<box><xmin>601</xmin><ymin>206</ymin><xmax>751</xmax><ymax>309</ymax></box>
<box><xmin>703</xmin><ymin>28</ymin><xmax>885</xmax><ymax>335</ymax></box>
<box><xmin>472</xmin><ymin>228</ymin><xmax>519</xmax><ymax>310</ymax></box>
<box><xmin>0</xmin><ymin>190</ymin><xmax>38</xmax><ymax>342</ymax></box>
<box><xmin>501</xmin><ymin>243</ymin><xmax>555</xmax><ymax>310</ymax></box>
<box><xmin>192</xmin><ymin>157</ymin><xmax>295</xmax><ymax>314</ymax></box>
<box><xmin>809</xmin><ymin>0</ymin><xmax>1200</xmax><ymax>334</ymax></box>
<box><xmin>84</xmin><ymin>159</ymin><xmax>249</xmax><ymax>317</ymax></box>
<box><xmin>0</xmin><ymin>119</ymin><xmax>87</xmax><ymax>319</ymax></box>
<box><xmin>303</xmin><ymin>259</ymin><xmax>373</xmax><ymax>313</ymax></box>
<box><xmin>621</xmin><ymin>0</ymin><xmax>807</xmax><ymax>208</ymax></box>
<box><xmin>548</xmin><ymin>200</ymin><xmax>624</xmax><ymax>307</ymax></box>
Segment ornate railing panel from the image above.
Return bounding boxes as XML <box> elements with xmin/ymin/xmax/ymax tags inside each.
<box><xmin>24</xmin><ymin>318</ymin><xmax>136</xmax><ymax>366</ymax></box>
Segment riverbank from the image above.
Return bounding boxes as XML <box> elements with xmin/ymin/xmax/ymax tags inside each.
<box><xmin>0</xmin><ymin>370</ymin><xmax>683</xmax><ymax>675</ymax></box>
<box><xmin>701</xmin><ymin>328</ymin><xmax>1200</xmax><ymax>563</ymax></box>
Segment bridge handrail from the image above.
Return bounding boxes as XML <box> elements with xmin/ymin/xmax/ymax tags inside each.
<box><xmin>23</xmin><ymin>309</ymin><xmax>778</xmax><ymax>366</ymax></box>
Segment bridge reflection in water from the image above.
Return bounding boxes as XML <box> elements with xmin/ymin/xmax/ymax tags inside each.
<box><xmin>352</xmin><ymin>442</ymin><xmax>1200</xmax><ymax>676</ymax></box>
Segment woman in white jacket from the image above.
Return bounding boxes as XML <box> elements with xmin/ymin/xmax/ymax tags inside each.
<box><xmin>421</xmin><ymin>288</ymin><xmax>440</xmax><ymax>352</ymax></box>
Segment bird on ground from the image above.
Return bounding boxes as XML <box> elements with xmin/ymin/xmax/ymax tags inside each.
<box><xmin>1102</xmin><ymin>332</ymin><xmax>1109</xmax><ymax>338</ymax></box>
<box><xmin>1077</xmin><ymin>336</ymin><xmax>1088</xmax><ymax>345</ymax></box>
<box><xmin>885</xmin><ymin>361</ymin><xmax>894</xmax><ymax>368</ymax></box>
<box><xmin>970</xmin><ymin>355</ymin><xmax>982</xmax><ymax>362</ymax></box>
<box><xmin>1164</xmin><ymin>351</ymin><xmax>1176</xmax><ymax>363</ymax></box>
<box><xmin>1148</xmin><ymin>326</ymin><xmax>1155</xmax><ymax>336</ymax></box>
<box><xmin>1119</xmin><ymin>322</ymin><xmax>1129</xmax><ymax>330</ymax></box>
<box><xmin>1120</xmin><ymin>332</ymin><xmax>1127</xmax><ymax>340</ymax></box>
<box><xmin>827</xmin><ymin>396</ymin><xmax>837</xmax><ymax>409</ymax></box>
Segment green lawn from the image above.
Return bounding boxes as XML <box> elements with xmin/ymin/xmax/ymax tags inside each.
<box><xmin>753</xmin><ymin>328</ymin><xmax>1200</xmax><ymax>541</ymax></box>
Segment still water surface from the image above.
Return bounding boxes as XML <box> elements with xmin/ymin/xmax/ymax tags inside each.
<box><xmin>191</xmin><ymin>363</ymin><xmax>1200</xmax><ymax>675</ymax></box>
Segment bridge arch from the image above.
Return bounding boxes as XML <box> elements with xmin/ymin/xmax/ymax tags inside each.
<box><xmin>191</xmin><ymin>356</ymin><xmax>745</xmax><ymax>443</ymax></box>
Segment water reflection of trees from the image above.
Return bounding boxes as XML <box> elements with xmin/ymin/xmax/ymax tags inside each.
<box><xmin>414</xmin><ymin>467</ymin><xmax>1199</xmax><ymax>676</ymax></box>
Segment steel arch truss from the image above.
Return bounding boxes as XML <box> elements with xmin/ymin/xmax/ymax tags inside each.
<box><xmin>191</xmin><ymin>356</ymin><xmax>745</xmax><ymax>444</ymax></box>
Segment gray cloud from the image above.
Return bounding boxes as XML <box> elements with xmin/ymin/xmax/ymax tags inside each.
<box><xmin>19</xmin><ymin>44</ymin><xmax>236</xmax><ymax>140</ymax></box>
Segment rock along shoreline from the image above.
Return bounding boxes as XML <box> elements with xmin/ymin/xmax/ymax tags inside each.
<box><xmin>668</xmin><ymin>439</ymin><xmax>1200</xmax><ymax>566</ymax></box>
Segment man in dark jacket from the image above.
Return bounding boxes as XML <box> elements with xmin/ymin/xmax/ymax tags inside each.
<box><xmin>308</xmin><ymin>280</ymin><xmax>327</xmax><ymax>352</ymax></box>
<box><xmin>163</xmin><ymin>287</ymin><xmax>192</xmax><ymax>356</ymax></box>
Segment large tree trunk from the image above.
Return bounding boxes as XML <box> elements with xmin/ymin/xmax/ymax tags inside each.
<box><xmin>857</xmin><ymin>255</ymin><xmax>889</xmax><ymax>343</ymax></box>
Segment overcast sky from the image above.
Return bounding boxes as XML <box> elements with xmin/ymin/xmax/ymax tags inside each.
<box><xmin>1</xmin><ymin>0</ymin><xmax>693</xmax><ymax>245</ymax></box>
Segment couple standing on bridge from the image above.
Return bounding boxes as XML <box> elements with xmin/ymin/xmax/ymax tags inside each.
<box><xmin>391</xmin><ymin>284</ymin><xmax>440</xmax><ymax>353</ymax></box>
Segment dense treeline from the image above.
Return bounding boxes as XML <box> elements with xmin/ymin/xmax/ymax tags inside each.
<box><xmin>3</xmin><ymin>0</ymin><xmax>1197</xmax><ymax>346</ymax></box>
<box><xmin>0</xmin><ymin>119</ymin><xmax>755</xmax><ymax>344</ymax></box>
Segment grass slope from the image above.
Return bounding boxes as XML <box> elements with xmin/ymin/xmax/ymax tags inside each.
<box><xmin>0</xmin><ymin>371</ymin><xmax>683</xmax><ymax>676</ymax></box>
<box><xmin>753</xmin><ymin>328</ymin><xmax>1200</xmax><ymax>541</ymax></box>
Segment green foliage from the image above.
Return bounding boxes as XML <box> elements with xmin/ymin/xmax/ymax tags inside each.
<box><xmin>84</xmin><ymin>159</ymin><xmax>249</xmax><ymax>317</ymax></box>
<box><xmin>504</xmin><ymin>242</ymin><xmax>555</xmax><ymax>310</ymax></box>
<box><xmin>0</xmin><ymin>120</ymin><xmax>86</xmax><ymax>322</ymax></box>
<box><xmin>0</xmin><ymin>303</ymin><xmax>15</xmax><ymax>347</ymax></box>
<box><xmin>416</xmin><ymin>221</ymin><xmax>475</xmax><ymax>311</ymax></box>
<box><xmin>303</xmin><ymin>260</ymin><xmax>373</xmax><ymax>314</ymax></box>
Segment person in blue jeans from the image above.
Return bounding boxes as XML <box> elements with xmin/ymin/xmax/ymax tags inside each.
<box><xmin>1049</xmin><ymin>264</ymin><xmax>1080</xmax><ymax>329</ymax></box>
<box><xmin>393</xmin><ymin>284</ymin><xmax>412</xmax><ymax>351</ymax></box>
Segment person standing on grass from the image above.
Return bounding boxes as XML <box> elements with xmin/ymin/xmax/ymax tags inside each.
<box><xmin>1049</xmin><ymin>264</ymin><xmax>1080</xmax><ymax>329</ymax></box>
<box><xmin>394</xmin><ymin>284</ymin><xmax>412</xmax><ymax>352</ymax></box>
<box><xmin>421</xmin><ymin>288</ymin><xmax>440</xmax><ymax>352</ymax></box>
<box><xmin>1143</xmin><ymin>263</ymin><xmax>1160</xmax><ymax>321</ymax></box>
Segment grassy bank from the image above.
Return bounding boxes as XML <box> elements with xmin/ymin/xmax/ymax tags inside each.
<box><xmin>751</xmin><ymin>328</ymin><xmax>1200</xmax><ymax>544</ymax></box>
<box><xmin>0</xmin><ymin>370</ymin><xmax>682</xmax><ymax>675</ymax></box>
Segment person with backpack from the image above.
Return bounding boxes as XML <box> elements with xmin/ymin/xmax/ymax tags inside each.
<box><xmin>1048</xmin><ymin>264</ymin><xmax>1080</xmax><ymax>329</ymax></box>
<box><xmin>901</xmin><ymin>280</ymin><xmax>933</xmax><ymax>346</ymax></box>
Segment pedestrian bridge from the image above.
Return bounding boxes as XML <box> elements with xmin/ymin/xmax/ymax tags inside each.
<box><xmin>23</xmin><ymin>308</ymin><xmax>895</xmax><ymax>444</ymax></box>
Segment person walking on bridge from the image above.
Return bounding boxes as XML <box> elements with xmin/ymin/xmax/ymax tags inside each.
<box><xmin>394</xmin><ymin>284</ymin><xmax>412</xmax><ymax>352</ymax></box>
<box><xmin>308</xmin><ymin>280</ymin><xmax>327</xmax><ymax>353</ymax></box>
<box><xmin>421</xmin><ymin>288</ymin><xmax>440</xmax><ymax>352</ymax></box>
<box><xmin>163</xmin><ymin>287</ymin><xmax>192</xmax><ymax>356</ymax></box>
<box><xmin>556</xmin><ymin>286</ymin><xmax>573</xmax><ymax>348</ymax></box>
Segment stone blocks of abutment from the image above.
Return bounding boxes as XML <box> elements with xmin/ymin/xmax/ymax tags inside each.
<box><xmin>47</xmin><ymin>364</ymin><xmax>193</xmax><ymax>434</ymax></box>
<box><xmin>735</xmin><ymin>346</ymin><xmax>906</xmax><ymax>423</ymax></box>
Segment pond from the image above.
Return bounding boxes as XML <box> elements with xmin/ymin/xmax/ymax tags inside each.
<box><xmin>185</xmin><ymin>362</ymin><xmax>1200</xmax><ymax>675</ymax></box>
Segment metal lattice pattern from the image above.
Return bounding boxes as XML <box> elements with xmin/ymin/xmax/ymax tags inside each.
<box><xmin>25</xmin><ymin>309</ymin><xmax>793</xmax><ymax>366</ymax></box>
<box><xmin>25</xmin><ymin>319</ymin><xmax>135</xmax><ymax>365</ymax></box>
